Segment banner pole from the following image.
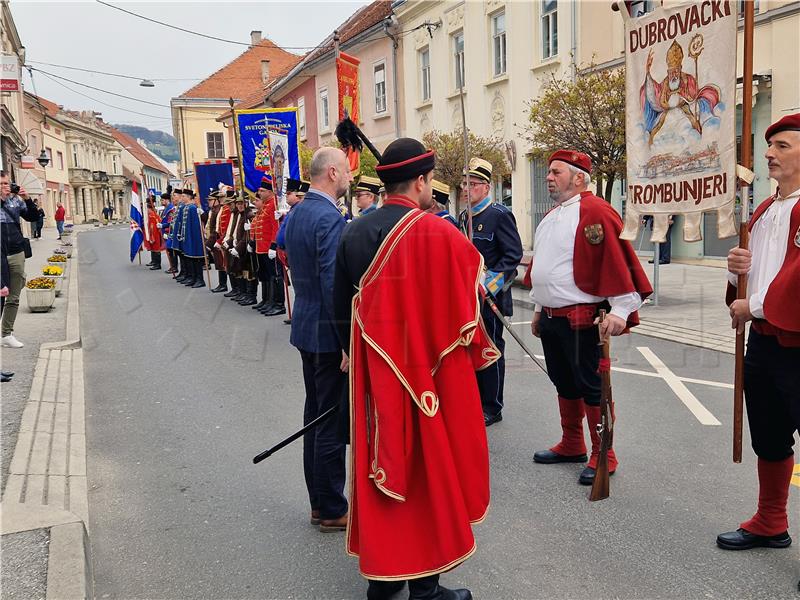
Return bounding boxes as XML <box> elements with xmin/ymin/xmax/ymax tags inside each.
<box><xmin>733</xmin><ymin>0</ymin><xmax>755</xmax><ymax>464</ymax></box>
<box><xmin>230</xmin><ymin>98</ymin><xmax>248</xmax><ymax>197</ymax></box>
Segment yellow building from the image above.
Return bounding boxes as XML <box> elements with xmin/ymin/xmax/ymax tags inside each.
<box><xmin>170</xmin><ymin>31</ymin><xmax>301</xmax><ymax>179</ymax></box>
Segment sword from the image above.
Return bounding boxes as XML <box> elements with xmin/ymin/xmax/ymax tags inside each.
<box><xmin>252</xmin><ymin>405</ymin><xmax>338</xmax><ymax>464</ymax></box>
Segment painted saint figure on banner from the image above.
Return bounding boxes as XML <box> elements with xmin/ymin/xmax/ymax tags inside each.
<box><xmin>641</xmin><ymin>37</ymin><xmax>721</xmax><ymax>146</ymax></box>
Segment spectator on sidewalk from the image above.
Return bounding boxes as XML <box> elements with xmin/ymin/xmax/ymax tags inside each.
<box><xmin>108</xmin><ymin>203</ymin><xmax>114</xmax><ymax>223</ymax></box>
<box><xmin>34</xmin><ymin>200</ymin><xmax>45</xmax><ymax>239</ymax></box>
<box><xmin>1</xmin><ymin>170</ymin><xmax>39</xmax><ymax>349</ymax></box>
<box><xmin>646</xmin><ymin>214</ymin><xmax>674</xmax><ymax>264</ymax></box>
<box><xmin>102</xmin><ymin>204</ymin><xmax>110</xmax><ymax>225</ymax></box>
<box><xmin>55</xmin><ymin>200</ymin><xmax>65</xmax><ymax>239</ymax></box>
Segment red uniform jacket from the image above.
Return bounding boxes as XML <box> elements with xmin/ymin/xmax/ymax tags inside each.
<box><xmin>250</xmin><ymin>200</ymin><xmax>277</xmax><ymax>254</ymax></box>
<box><xmin>726</xmin><ymin>196</ymin><xmax>800</xmax><ymax>346</ymax></box>
<box><xmin>347</xmin><ymin>207</ymin><xmax>499</xmax><ymax>580</ymax></box>
<box><xmin>142</xmin><ymin>208</ymin><xmax>163</xmax><ymax>251</ymax></box>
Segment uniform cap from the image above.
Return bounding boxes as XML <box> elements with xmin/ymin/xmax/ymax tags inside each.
<box><xmin>354</xmin><ymin>175</ymin><xmax>381</xmax><ymax>195</ymax></box>
<box><xmin>464</xmin><ymin>157</ymin><xmax>493</xmax><ymax>183</ymax></box>
<box><xmin>376</xmin><ymin>138</ymin><xmax>435</xmax><ymax>184</ymax></box>
<box><xmin>431</xmin><ymin>180</ymin><xmax>451</xmax><ymax>205</ymax></box>
<box><xmin>548</xmin><ymin>150</ymin><xmax>592</xmax><ymax>174</ymax></box>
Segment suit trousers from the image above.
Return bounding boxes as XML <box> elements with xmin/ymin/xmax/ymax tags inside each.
<box><xmin>539</xmin><ymin>311</ymin><xmax>601</xmax><ymax>405</ymax></box>
<box><xmin>477</xmin><ymin>302</ymin><xmax>506</xmax><ymax>417</ymax></box>
<box><xmin>744</xmin><ymin>329</ymin><xmax>800</xmax><ymax>461</ymax></box>
<box><xmin>300</xmin><ymin>350</ymin><xmax>348</xmax><ymax>519</ymax></box>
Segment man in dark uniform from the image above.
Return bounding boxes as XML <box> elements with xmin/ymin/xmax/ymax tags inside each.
<box><xmin>353</xmin><ymin>175</ymin><xmax>380</xmax><ymax>217</ymax></box>
<box><xmin>458</xmin><ymin>158</ymin><xmax>523</xmax><ymax>426</ymax></box>
<box><xmin>428</xmin><ymin>179</ymin><xmax>457</xmax><ymax>227</ymax></box>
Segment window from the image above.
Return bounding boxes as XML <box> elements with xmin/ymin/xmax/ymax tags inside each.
<box><xmin>206</xmin><ymin>132</ymin><xmax>224</xmax><ymax>159</ymax></box>
<box><xmin>627</xmin><ymin>1</ymin><xmax>653</xmax><ymax>17</ymax></box>
<box><xmin>319</xmin><ymin>88</ymin><xmax>329</xmax><ymax>129</ymax></box>
<box><xmin>298</xmin><ymin>97</ymin><xmax>306</xmax><ymax>139</ymax></box>
<box><xmin>492</xmin><ymin>12</ymin><xmax>507</xmax><ymax>76</ymax></box>
<box><xmin>29</xmin><ymin>134</ymin><xmax>38</xmax><ymax>154</ymax></box>
<box><xmin>45</xmin><ymin>147</ymin><xmax>53</xmax><ymax>162</ymax></box>
<box><xmin>72</xmin><ymin>148</ymin><xmax>79</xmax><ymax>168</ymax></box>
<box><xmin>374</xmin><ymin>63</ymin><xmax>387</xmax><ymax>113</ymax></box>
<box><xmin>737</xmin><ymin>0</ymin><xmax>759</xmax><ymax>16</ymax></box>
<box><xmin>112</xmin><ymin>154</ymin><xmax>118</xmax><ymax>174</ymax></box>
<box><xmin>420</xmin><ymin>48</ymin><xmax>431</xmax><ymax>101</ymax></box>
<box><xmin>57</xmin><ymin>151</ymin><xmax>64</xmax><ymax>170</ymax></box>
<box><xmin>453</xmin><ymin>31</ymin><xmax>465</xmax><ymax>89</ymax></box>
<box><xmin>542</xmin><ymin>0</ymin><xmax>558</xmax><ymax>60</ymax></box>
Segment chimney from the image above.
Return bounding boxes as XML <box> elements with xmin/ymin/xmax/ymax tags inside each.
<box><xmin>250</xmin><ymin>30</ymin><xmax>262</xmax><ymax>46</ymax></box>
<box><xmin>261</xmin><ymin>60</ymin><xmax>271</xmax><ymax>84</ymax></box>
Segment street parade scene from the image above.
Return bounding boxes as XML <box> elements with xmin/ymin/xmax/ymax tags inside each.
<box><xmin>1</xmin><ymin>1</ymin><xmax>798</xmax><ymax>598</ymax></box>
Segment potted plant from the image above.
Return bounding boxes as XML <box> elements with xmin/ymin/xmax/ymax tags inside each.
<box><xmin>47</xmin><ymin>254</ymin><xmax>68</xmax><ymax>267</ymax></box>
<box><xmin>25</xmin><ymin>277</ymin><xmax>56</xmax><ymax>312</ymax></box>
<box><xmin>42</xmin><ymin>265</ymin><xmax>65</xmax><ymax>296</ymax></box>
<box><xmin>53</xmin><ymin>247</ymin><xmax>72</xmax><ymax>259</ymax></box>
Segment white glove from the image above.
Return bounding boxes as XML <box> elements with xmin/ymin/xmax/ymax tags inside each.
<box><xmin>222</xmin><ymin>241</ymin><xmax>229</xmax><ymax>249</ymax></box>
<box><xmin>274</xmin><ymin>210</ymin><xmax>284</xmax><ymax>220</ymax></box>
<box><xmin>243</xmin><ymin>222</ymin><xmax>251</xmax><ymax>231</ymax></box>
<box><xmin>230</xmin><ymin>248</ymin><xmax>239</xmax><ymax>257</ymax></box>
<box><xmin>214</xmin><ymin>242</ymin><xmax>222</xmax><ymax>250</ymax></box>
<box><xmin>268</xmin><ymin>249</ymin><xmax>277</xmax><ymax>259</ymax></box>
<box><xmin>248</xmin><ymin>242</ymin><xmax>255</xmax><ymax>253</ymax></box>
<box><xmin>156</xmin><ymin>223</ymin><xmax>162</xmax><ymax>229</ymax></box>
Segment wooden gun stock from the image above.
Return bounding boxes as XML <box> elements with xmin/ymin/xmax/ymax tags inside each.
<box><xmin>590</xmin><ymin>310</ymin><xmax>614</xmax><ymax>502</ymax></box>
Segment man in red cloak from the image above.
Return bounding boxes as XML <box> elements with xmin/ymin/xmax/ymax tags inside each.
<box><xmin>142</xmin><ymin>195</ymin><xmax>164</xmax><ymax>271</ymax></box>
<box><xmin>334</xmin><ymin>138</ymin><xmax>499</xmax><ymax>600</ymax></box>
<box><xmin>718</xmin><ymin>113</ymin><xmax>800</xmax><ymax>554</ymax></box>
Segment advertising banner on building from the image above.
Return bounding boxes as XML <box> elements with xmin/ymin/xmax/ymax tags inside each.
<box><xmin>1</xmin><ymin>54</ymin><xmax>20</xmax><ymax>92</ymax></box>
<box><xmin>234</xmin><ymin>108</ymin><xmax>300</xmax><ymax>195</ymax></box>
<box><xmin>622</xmin><ymin>1</ymin><xmax>738</xmax><ymax>242</ymax></box>
<box><xmin>336</xmin><ymin>52</ymin><xmax>360</xmax><ymax>123</ymax></box>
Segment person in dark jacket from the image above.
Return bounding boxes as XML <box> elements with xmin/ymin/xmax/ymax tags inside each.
<box><xmin>1</xmin><ymin>170</ymin><xmax>40</xmax><ymax>348</ymax></box>
<box><xmin>34</xmin><ymin>200</ymin><xmax>45</xmax><ymax>238</ymax></box>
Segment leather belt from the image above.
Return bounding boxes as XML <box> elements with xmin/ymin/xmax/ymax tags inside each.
<box><xmin>542</xmin><ymin>303</ymin><xmax>598</xmax><ymax>318</ymax></box>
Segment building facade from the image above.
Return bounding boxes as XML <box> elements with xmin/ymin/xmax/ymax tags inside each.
<box><xmin>108</xmin><ymin>127</ymin><xmax>172</xmax><ymax>209</ymax></box>
<box><xmin>1</xmin><ymin>0</ymin><xmax>26</xmax><ymax>179</ymax></box>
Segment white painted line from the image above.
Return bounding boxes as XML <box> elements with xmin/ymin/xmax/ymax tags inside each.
<box><xmin>637</xmin><ymin>346</ymin><xmax>721</xmax><ymax>426</ymax></box>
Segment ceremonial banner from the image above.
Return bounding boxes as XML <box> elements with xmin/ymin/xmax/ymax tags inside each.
<box><xmin>194</xmin><ymin>159</ymin><xmax>234</xmax><ymax>211</ymax></box>
<box><xmin>268</xmin><ymin>128</ymin><xmax>290</xmax><ymax>208</ymax></box>
<box><xmin>234</xmin><ymin>109</ymin><xmax>301</xmax><ymax>195</ymax></box>
<box><xmin>336</xmin><ymin>52</ymin><xmax>360</xmax><ymax>123</ymax></box>
<box><xmin>622</xmin><ymin>1</ymin><xmax>737</xmax><ymax>243</ymax></box>
<box><xmin>129</xmin><ymin>180</ymin><xmax>144</xmax><ymax>262</ymax></box>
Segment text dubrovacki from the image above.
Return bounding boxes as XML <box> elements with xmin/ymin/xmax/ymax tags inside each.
<box><xmin>628</xmin><ymin>173</ymin><xmax>728</xmax><ymax>206</ymax></box>
<box><xmin>629</xmin><ymin>0</ymin><xmax>732</xmax><ymax>53</ymax></box>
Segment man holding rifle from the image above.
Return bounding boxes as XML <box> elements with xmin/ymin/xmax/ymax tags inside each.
<box><xmin>530</xmin><ymin>150</ymin><xmax>651</xmax><ymax>486</ymax></box>
<box><xmin>718</xmin><ymin>113</ymin><xmax>800</xmax><ymax>551</ymax></box>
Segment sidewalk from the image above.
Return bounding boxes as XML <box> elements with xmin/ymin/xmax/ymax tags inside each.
<box><xmin>512</xmin><ymin>257</ymin><xmax>736</xmax><ymax>354</ymax></box>
<box><xmin>1</xmin><ymin>225</ymin><xmax>91</xmax><ymax>600</ymax></box>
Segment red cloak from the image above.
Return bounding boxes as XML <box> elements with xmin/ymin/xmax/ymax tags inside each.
<box><xmin>347</xmin><ymin>207</ymin><xmax>500</xmax><ymax>580</ymax></box>
<box><xmin>142</xmin><ymin>208</ymin><xmax>163</xmax><ymax>251</ymax></box>
<box><xmin>725</xmin><ymin>196</ymin><xmax>800</xmax><ymax>345</ymax></box>
<box><xmin>573</xmin><ymin>192</ymin><xmax>653</xmax><ymax>327</ymax></box>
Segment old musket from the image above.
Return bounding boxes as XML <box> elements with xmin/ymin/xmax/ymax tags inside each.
<box><xmin>253</xmin><ymin>405</ymin><xmax>338</xmax><ymax>464</ymax></box>
<box><xmin>478</xmin><ymin>285</ymin><xmax>549</xmax><ymax>377</ymax></box>
<box><xmin>590</xmin><ymin>310</ymin><xmax>614</xmax><ymax>502</ymax></box>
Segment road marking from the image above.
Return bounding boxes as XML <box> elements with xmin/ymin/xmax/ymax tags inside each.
<box><xmin>637</xmin><ymin>346</ymin><xmax>721</xmax><ymax>426</ymax></box>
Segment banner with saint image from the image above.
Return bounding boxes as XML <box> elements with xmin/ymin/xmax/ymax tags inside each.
<box><xmin>234</xmin><ymin>108</ymin><xmax>301</xmax><ymax>195</ymax></box>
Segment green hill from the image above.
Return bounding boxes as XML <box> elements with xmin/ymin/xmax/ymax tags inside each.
<box><xmin>113</xmin><ymin>124</ymin><xmax>180</xmax><ymax>163</ymax></box>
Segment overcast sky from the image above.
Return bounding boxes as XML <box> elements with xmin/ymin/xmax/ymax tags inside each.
<box><xmin>12</xmin><ymin>0</ymin><xmax>369</xmax><ymax>134</ymax></box>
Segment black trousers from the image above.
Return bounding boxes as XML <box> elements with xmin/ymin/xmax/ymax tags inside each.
<box><xmin>539</xmin><ymin>311</ymin><xmax>601</xmax><ymax>405</ymax></box>
<box><xmin>299</xmin><ymin>350</ymin><xmax>348</xmax><ymax>520</ymax></box>
<box><xmin>477</xmin><ymin>302</ymin><xmax>506</xmax><ymax>417</ymax></box>
<box><xmin>256</xmin><ymin>254</ymin><xmax>285</xmax><ymax>304</ymax></box>
<box><xmin>744</xmin><ymin>329</ymin><xmax>800</xmax><ymax>461</ymax></box>
<box><xmin>150</xmin><ymin>251</ymin><xmax>161</xmax><ymax>267</ymax></box>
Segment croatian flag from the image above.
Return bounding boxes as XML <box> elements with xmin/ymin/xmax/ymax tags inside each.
<box><xmin>129</xmin><ymin>180</ymin><xmax>144</xmax><ymax>262</ymax></box>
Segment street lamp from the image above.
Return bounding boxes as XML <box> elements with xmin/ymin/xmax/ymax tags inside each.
<box><xmin>37</xmin><ymin>148</ymin><xmax>50</xmax><ymax>168</ymax></box>
<box><xmin>139</xmin><ymin>79</ymin><xmax>155</xmax><ymax>88</ymax></box>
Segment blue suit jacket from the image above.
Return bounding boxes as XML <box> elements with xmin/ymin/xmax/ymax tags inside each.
<box><xmin>284</xmin><ymin>191</ymin><xmax>346</xmax><ymax>354</ymax></box>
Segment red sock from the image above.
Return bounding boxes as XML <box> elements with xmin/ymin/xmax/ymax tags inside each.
<box><xmin>584</xmin><ymin>402</ymin><xmax>618</xmax><ymax>473</ymax></box>
<box><xmin>550</xmin><ymin>396</ymin><xmax>587</xmax><ymax>456</ymax></box>
<box><xmin>740</xmin><ymin>456</ymin><xmax>794</xmax><ymax>536</ymax></box>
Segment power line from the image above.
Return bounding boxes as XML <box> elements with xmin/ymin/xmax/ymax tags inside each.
<box><xmin>26</xmin><ymin>60</ymin><xmax>200</xmax><ymax>82</ymax></box>
<box><xmin>29</xmin><ymin>67</ymin><xmax>169</xmax><ymax>108</ymax></box>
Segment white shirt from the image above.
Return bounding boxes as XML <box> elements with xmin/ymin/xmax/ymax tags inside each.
<box><xmin>727</xmin><ymin>187</ymin><xmax>800</xmax><ymax>319</ymax></box>
<box><xmin>529</xmin><ymin>194</ymin><xmax>642</xmax><ymax>321</ymax></box>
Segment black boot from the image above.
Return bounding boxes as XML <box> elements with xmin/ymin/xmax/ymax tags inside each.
<box><xmin>211</xmin><ymin>271</ymin><xmax>228</xmax><ymax>293</ymax></box>
<box><xmin>150</xmin><ymin>251</ymin><xmax>162</xmax><ymax>270</ymax></box>
<box><xmin>264</xmin><ymin>276</ymin><xmax>286</xmax><ymax>315</ymax></box>
<box><xmin>239</xmin><ymin>280</ymin><xmax>258</xmax><ymax>305</ymax></box>
<box><xmin>176</xmin><ymin>256</ymin><xmax>189</xmax><ymax>283</ymax></box>
<box><xmin>183</xmin><ymin>259</ymin><xmax>197</xmax><ymax>285</ymax></box>
<box><xmin>224</xmin><ymin>277</ymin><xmax>240</xmax><ymax>298</ymax></box>
<box><xmin>408</xmin><ymin>575</ymin><xmax>471</xmax><ymax>600</ymax></box>
<box><xmin>191</xmin><ymin>260</ymin><xmax>206</xmax><ymax>288</ymax></box>
<box><xmin>252</xmin><ymin>281</ymin><xmax>269</xmax><ymax>310</ymax></box>
<box><xmin>232</xmin><ymin>277</ymin><xmax>248</xmax><ymax>301</ymax></box>
<box><xmin>367</xmin><ymin>579</ymin><xmax>406</xmax><ymax>600</ymax></box>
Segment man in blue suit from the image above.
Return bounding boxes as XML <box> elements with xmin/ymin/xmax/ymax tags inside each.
<box><xmin>284</xmin><ymin>147</ymin><xmax>353</xmax><ymax>532</ymax></box>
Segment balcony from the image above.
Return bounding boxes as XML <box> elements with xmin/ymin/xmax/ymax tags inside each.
<box><xmin>92</xmin><ymin>170</ymin><xmax>109</xmax><ymax>183</ymax></box>
<box><xmin>68</xmin><ymin>168</ymin><xmax>92</xmax><ymax>184</ymax></box>
<box><xmin>109</xmin><ymin>174</ymin><xmax>127</xmax><ymax>187</ymax></box>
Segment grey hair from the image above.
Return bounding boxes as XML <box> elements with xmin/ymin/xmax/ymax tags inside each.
<box><xmin>567</xmin><ymin>164</ymin><xmax>592</xmax><ymax>187</ymax></box>
<box><xmin>309</xmin><ymin>147</ymin><xmax>342</xmax><ymax>179</ymax></box>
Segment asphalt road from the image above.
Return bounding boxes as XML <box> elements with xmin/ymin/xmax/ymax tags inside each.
<box><xmin>81</xmin><ymin>227</ymin><xmax>799</xmax><ymax>600</ymax></box>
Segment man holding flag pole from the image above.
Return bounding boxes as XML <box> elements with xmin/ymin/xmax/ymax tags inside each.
<box><xmin>129</xmin><ymin>180</ymin><xmax>145</xmax><ymax>263</ymax></box>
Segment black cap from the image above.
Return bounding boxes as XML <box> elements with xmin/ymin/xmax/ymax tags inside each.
<box><xmin>376</xmin><ymin>138</ymin><xmax>435</xmax><ymax>184</ymax></box>
<box><xmin>259</xmin><ymin>176</ymin><xmax>273</xmax><ymax>192</ymax></box>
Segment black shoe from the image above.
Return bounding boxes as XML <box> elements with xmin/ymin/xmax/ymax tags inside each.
<box><xmin>252</xmin><ymin>299</ymin><xmax>268</xmax><ymax>310</ymax></box>
<box><xmin>283</xmin><ymin>318</ymin><xmax>291</xmax><ymax>325</ymax></box>
<box><xmin>239</xmin><ymin>296</ymin><xmax>257</xmax><ymax>306</ymax></box>
<box><xmin>648</xmin><ymin>259</ymin><xmax>671</xmax><ymax>264</ymax></box>
<box><xmin>578</xmin><ymin>466</ymin><xmax>616</xmax><ymax>486</ymax></box>
<box><xmin>258</xmin><ymin>303</ymin><xmax>276</xmax><ymax>314</ymax></box>
<box><xmin>409</xmin><ymin>584</ymin><xmax>471</xmax><ymax>600</ymax></box>
<box><xmin>211</xmin><ymin>284</ymin><xmax>228</xmax><ymax>293</ymax></box>
<box><xmin>533</xmin><ymin>449</ymin><xmax>588</xmax><ymax>464</ymax></box>
<box><xmin>223</xmin><ymin>288</ymin><xmax>239</xmax><ymax>298</ymax></box>
<box><xmin>483</xmin><ymin>412</ymin><xmax>503</xmax><ymax>427</ymax></box>
<box><xmin>191</xmin><ymin>279</ymin><xmax>205</xmax><ymax>288</ymax></box>
<box><xmin>1</xmin><ymin>371</ymin><xmax>14</xmax><ymax>378</ymax></box>
<box><xmin>264</xmin><ymin>304</ymin><xmax>286</xmax><ymax>316</ymax></box>
<box><xmin>145</xmin><ymin>262</ymin><xmax>154</xmax><ymax>267</ymax></box>
<box><xmin>1</xmin><ymin>375</ymin><xmax>11</xmax><ymax>383</ymax></box>
<box><xmin>716</xmin><ymin>528</ymin><xmax>792</xmax><ymax>551</ymax></box>
<box><xmin>149</xmin><ymin>265</ymin><xmax>161</xmax><ymax>270</ymax></box>
<box><xmin>367</xmin><ymin>580</ymin><xmax>406</xmax><ymax>600</ymax></box>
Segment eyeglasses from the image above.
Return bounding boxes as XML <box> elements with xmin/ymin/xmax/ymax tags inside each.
<box><xmin>463</xmin><ymin>181</ymin><xmax>488</xmax><ymax>188</ymax></box>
